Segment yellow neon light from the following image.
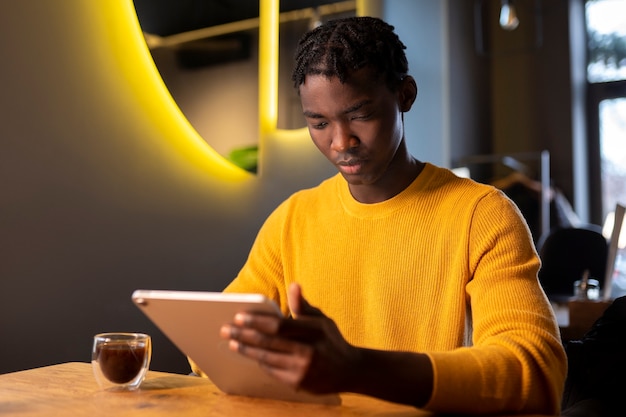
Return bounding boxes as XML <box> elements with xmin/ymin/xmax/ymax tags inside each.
<box><xmin>105</xmin><ymin>1</ymin><xmax>251</xmax><ymax>182</ymax></box>
<box><xmin>259</xmin><ymin>0</ymin><xmax>279</xmax><ymax>137</ymax></box>
<box><xmin>356</xmin><ymin>0</ymin><xmax>379</xmax><ymax>17</ymax></box>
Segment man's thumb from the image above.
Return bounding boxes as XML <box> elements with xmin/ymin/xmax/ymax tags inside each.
<box><xmin>288</xmin><ymin>282</ymin><xmax>324</xmax><ymax>318</ymax></box>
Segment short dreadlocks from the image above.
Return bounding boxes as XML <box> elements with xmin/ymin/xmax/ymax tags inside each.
<box><xmin>291</xmin><ymin>16</ymin><xmax>408</xmax><ymax>92</ymax></box>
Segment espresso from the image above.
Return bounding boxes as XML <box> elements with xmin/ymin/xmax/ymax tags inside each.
<box><xmin>96</xmin><ymin>342</ymin><xmax>147</xmax><ymax>384</ymax></box>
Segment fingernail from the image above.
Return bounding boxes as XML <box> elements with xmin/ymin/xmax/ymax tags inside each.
<box><xmin>234</xmin><ymin>313</ymin><xmax>248</xmax><ymax>325</ymax></box>
<box><xmin>228</xmin><ymin>339</ymin><xmax>239</xmax><ymax>352</ymax></box>
<box><xmin>219</xmin><ymin>325</ymin><xmax>230</xmax><ymax>338</ymax></box>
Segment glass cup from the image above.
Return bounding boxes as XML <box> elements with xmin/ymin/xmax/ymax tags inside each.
<box><xmin>92</xmin><ymin>332</ymin><xmax>152</xmax><ymax>391</ymax></box>
<box><xmin>573</xmin><ymin>278</ymin><xmax>601</xmax><ymax>301</ymax></box>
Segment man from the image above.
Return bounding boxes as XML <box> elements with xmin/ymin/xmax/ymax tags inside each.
<box><xmin>195</xmin><ymin>16</ymin><xmax>567</xmax><ymax>415</ymax></box>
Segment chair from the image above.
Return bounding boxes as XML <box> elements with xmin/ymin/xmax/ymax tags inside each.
<box><xmin>537</xmin><ymin>226</ymin><xmax>608</xmax><ymax>300</ymax></box>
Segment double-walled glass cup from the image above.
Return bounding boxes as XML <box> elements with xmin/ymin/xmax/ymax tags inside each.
<box><xmin>92</xmin><ymin>332</ymin><xmax>151</xmax><ymax>391</ymax></box>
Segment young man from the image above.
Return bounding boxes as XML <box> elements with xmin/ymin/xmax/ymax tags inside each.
<box><xmin>197</xmin><ymin>16</ymin><xmax>567</xmax><ymax>415</ymax></box>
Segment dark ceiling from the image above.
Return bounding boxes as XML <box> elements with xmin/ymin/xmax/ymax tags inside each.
<box><xmin>133</xmin><ymin>0</ymin><xmax>341</xmax><ymax>37</ymax></box>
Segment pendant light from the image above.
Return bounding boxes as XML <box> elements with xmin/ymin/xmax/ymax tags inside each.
<box><xmin>499</xmin><ymin>0</ymin><xmax>520</xmax><ymax>31</ymax></box>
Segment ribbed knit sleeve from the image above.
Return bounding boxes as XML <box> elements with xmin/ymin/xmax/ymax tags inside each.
<box><xmin>221</xmin><ymin>163</ymin><xmax>567</xmax><ymax>415</ymax></box>
<box><xmin>424</xmin><ymin>190</ymin><xmax>566</xmax><ymax>415</ymax></box>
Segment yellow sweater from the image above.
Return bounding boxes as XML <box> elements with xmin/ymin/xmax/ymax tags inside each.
<box><xmin>217</xmin><ymin>163</ymin><xmax>567</xmax><ymax>415</ymax></box>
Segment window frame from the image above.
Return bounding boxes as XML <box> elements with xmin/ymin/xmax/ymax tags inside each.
<box><xmin>586</xmin><ymin>81</ymin><xmax>626</xmax><ymax>224</ymax></box>
<box><xmin>584</xmin><ymin>0</ymin><xmax>626</xmax><ymax>223</ymax></box>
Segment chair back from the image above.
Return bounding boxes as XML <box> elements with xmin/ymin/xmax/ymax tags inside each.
<box><xmin>537</xmin><ymin>226</ymin><xmax>608</xmax><ymax>300</ymax></box>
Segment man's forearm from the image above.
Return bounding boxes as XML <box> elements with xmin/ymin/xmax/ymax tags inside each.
<box><xmin>345</xmin><ymin>348</ymin><xmax>434</xmax><ymax>408</ymax></box>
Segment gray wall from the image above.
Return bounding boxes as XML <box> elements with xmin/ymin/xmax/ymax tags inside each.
<box><xmin>0</xmin><ymin>0</ymin><xmax>332</xmax><ymax>374</ymax></box>
<box><xmin>0</xmin><ymin>0</ymin><xmax>579</xmax><ymax>375</ymax></box>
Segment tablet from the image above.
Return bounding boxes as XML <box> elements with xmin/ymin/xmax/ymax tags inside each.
<box><xmin>131</xmin><ymin>289</ymin><xmax>341</xmax><ymax>405</ymax></box>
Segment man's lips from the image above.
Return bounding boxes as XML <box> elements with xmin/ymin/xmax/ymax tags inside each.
<box><xmin>336</xmin><ymin>158</ymin><xmax>363</xmax><ymax>174</ymax></box>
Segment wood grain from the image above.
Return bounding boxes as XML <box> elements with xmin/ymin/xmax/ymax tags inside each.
<box><xmin>0</xmin><ymin>362</ymin><xmax>427</xmax><ymax>417</ymax></box>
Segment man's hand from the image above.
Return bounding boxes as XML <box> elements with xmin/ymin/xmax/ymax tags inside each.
<box><xmin>219</xmin><ymin>283</ymin><xmax>361</xmax><ymax>394</ymax></box>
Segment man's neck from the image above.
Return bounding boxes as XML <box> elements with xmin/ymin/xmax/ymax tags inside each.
<box><xmin>348</xmin><ymin>157</ymin><xmax>424</xmax><ymax>204</ymax></box>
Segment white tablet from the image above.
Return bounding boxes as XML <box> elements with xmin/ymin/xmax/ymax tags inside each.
<box><xmin>131</xmin><ymin>289</ymin><xmax>341</xmax><ymax>405</ymax></box>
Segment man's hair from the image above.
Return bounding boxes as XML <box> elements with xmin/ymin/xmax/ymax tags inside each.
<box><xmin>291</xmin><ymin>16</ymin><xmax>408</xmax><ymax>91</ymax></box>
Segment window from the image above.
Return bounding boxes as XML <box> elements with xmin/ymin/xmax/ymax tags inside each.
<box><xmin>586</xmin><ymin>0</ymin><xmax>626</xmax><ymax>83</ymax></box>
<box><xmin>598</xmin><ymin>98</ymin><xmax>626</xmax><ymax>213</ymax></box>
<box><xmin>585</xmin><ymin>0</ymin><xmax>626</xmax><ymax>223</ymax></box>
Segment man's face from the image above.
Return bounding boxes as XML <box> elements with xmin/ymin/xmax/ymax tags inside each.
<box><xmin>298</xmin><ymin>69</ymin><xmax>406</xmax><ymax>188</ymax></box>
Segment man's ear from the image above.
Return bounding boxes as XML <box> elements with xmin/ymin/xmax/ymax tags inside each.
<box><xmin>398</xmin><ymin>76</ymin><xmax>418</xmax><ymax>112</ymax></box>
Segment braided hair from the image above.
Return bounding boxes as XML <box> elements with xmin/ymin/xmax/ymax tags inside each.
<box><xmin>291</xmin><ymin>16</ymin><xmax>408</xmax><ymax>92</ymax></box>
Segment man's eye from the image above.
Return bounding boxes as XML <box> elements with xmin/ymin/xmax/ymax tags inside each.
<box><xmin>351</xmin><ymin>114</ymin><xmax>371</xmax><ymax>121</ymax></box>
<box><xmin>311</xmin><ymin>122</ymin><xmax>327</xmax><ymax>129</ymax></box>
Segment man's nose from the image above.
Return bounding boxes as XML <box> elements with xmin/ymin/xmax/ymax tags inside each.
<box><xmin>330</xmin><ymin>123</ymin><xmax>359</xmax><ymax>152</ymax></box>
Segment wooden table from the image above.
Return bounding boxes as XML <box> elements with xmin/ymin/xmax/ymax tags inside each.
<box><xmin>552</xmin><ymin>299</ymin><xmax>612</xmax><ymax>342</ymax></box>
<box><xmin>0</xmin><ymin>362</ymin><xmax>554</xmax><ymax>416</ymax></box>
<box><xmin>0</xmin><ymin>362</ymin><xmax>429</xmax><ymax>417</ymax></box>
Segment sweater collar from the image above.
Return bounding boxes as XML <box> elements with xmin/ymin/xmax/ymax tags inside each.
<box><xmin>336</xmin><ymin>163</ymin><xmax>436</xmax><ymax>218</ymax></box>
